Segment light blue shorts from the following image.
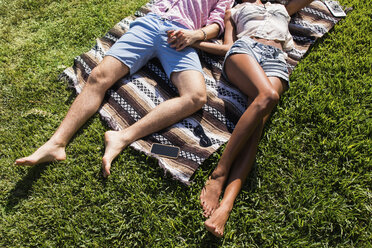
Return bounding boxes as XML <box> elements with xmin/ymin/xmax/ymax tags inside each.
<box><xmin>223</xmin><ymin>36</ymin><xmax>289</xmax><ymax>83</ymax></box>
<box><xmin>105</xmin><ymin>13</ymin><xmax>204</xmax><ymax>79</ymax></box>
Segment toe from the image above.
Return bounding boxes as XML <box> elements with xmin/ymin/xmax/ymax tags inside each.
<box><xmin>203</xmin><ymin>206</ymin><xmax>211</xmax><ymax>218</ymax></box>
<box><xmin>14</xmin><ymin>158</ymin><xmax>24</xmax><ymax>165</ymax></box>
<box><xmin>203</xmin><ymin>210</ymin><xmax>208</xmax><ymax>218</ymax></box>
<box><xmin>200</xmin><ymin>197</ymin><xmax>207</xmax><ymax>208</ymax></box>
<box><xmin>102</xmin><ymin>158</ymin><xmax>111</xmax><ymax>178</ymax></box>
<box><xmin>215</xmin><ymin>227</ymin><xmax>224</xmax><ymax>238</ymax></box>
<box><xmin>102</xmin><ymin>167</ymin><xmax>111</xmax><ymax>178</ymax></box>
<box><xmin>205</xmin><ymin>220</ymin><xmax>223</xmax><ymax>238</ymax></box>
<box><xmin>15</xmin><ymin>158</ymin><xmax>32</xmax><ymax>166</ymax></box>
<box><xmin>200</xmin><ymin>188</ymin><xmax>206</xmax><ymax>202</ymax></box>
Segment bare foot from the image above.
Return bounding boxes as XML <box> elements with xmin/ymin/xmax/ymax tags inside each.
<box><xmin>14</xmin><ymin>141</ymin><xmax>66</xmax><ymax>166</ymax></box>
<box><xmin>102</xmin><ymin>130</ymin><xmax>130</xmax><ymax>178</ymax></box>
<box><xmin>200</xmin><ymin>172</ymin><xmax>226</xmax><ymax>218</ymax></box>
<box><xmin>204</xmin><ymin>204</ymin><xmax>232</xmax><ymax>238</ymax></box>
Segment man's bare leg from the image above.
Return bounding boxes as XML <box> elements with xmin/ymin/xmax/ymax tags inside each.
<box><xmin>102</xmin><ymin>70</ymin><xmax>206</xmax><ymax>177</ymax></box>
<box><xmin>15</xmin><ymin>56</ymin><xmax>129</xmax><ymax>166</ymax></box>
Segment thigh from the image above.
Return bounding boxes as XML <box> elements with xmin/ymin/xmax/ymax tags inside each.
<box><xmin>90</xmin><ymin>56</ymin><xmax>130</xmax><ymax>88</ymax></box>
<box><xmin>157</xmin><ymin>45</ymin><xmax>204</xmax><ymax>80</ymax></box>
<box><xmin>105</xmin><ymin>16</ymin><xmax>158</xmax><ymax>75</ymax></box>
<box><xmin>224</xmin><ymin>53</ymin><xmax>275</xmax><ymax>99</ymax></box>
<box><xmin>155</xmin><ymin>20</ymin><xmax>204</xmax><ymax>80</ymax></box>
<box><xmin>171</xmin><ymin>70</ymin><xmax>206</xmax><ymax>98</ymax></box>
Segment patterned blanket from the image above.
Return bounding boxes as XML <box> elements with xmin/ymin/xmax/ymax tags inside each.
<box><xmin>60</xmin><ymin>0</ymin><xmax>347</xmax><ymax>184</ymax></box>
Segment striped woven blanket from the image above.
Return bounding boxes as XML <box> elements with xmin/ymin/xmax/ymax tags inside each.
<box><xmin>61</xmin><ymin>0</ymin><xmax>346</xmax><ymax>184</ymax></box>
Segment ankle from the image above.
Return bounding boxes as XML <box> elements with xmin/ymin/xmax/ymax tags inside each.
<box><xmin>105</xmin><ymin>130</ymin><xmax>132</xmax><ymax>148</ymax></box>
<box><xmin>117</xmin><ymin>130</ymin><xmax>133</xmax><ymax>145</ymax></box>
<box><xmin>210</xmin><ymin>168</ymin><xmax>228</xmax><ymax>181</ymax></box>
<box><xmin>47</xmin><ymin>138</ymin><xmax>67</xmax><ymax>148</ymax></box>
<box><xmin>218</xmin><ymin>200</ymin><xmax>234</xmax><ymax>213</ymax></box>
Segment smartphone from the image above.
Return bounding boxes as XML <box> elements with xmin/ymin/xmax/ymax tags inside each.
<box><xmin>324</xmin><ymin>0</ymin><xmax>346</xmax><ymax>17</ymax></box>
<box><xmin>150</xmin><ymin>143</ymin><xmax>180</xmax><ymax>159</ymax></box>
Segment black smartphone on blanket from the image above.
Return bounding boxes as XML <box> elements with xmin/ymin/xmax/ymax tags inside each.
<box><xmin>150</xmin><ymin>143</ymin><xmax>180</xmax><ymax>159</ymax></box>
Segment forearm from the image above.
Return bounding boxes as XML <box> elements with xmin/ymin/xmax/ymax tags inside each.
<box><xmin>167</xmin><ymin>23</ymin><xmax>221</xmax><ymax>51</ymax></box>
<box><xmin>192</xmin><ymin>9</ymin><xmax>235</xmax><ymax>56</ymax></box>
<box><xmin>192</xmin><ymin>41</ymin><xmax>231</xmax><ymax>56</ymax></box>
<box><xmin>286</xmin><ymin>0</ymin><xmax>314</xmax><ymax>15</ymax></box>
<box><xmin>199</xmin><ymin>23</ymin><xmax>220</xmax><ymax>41</ymax></box>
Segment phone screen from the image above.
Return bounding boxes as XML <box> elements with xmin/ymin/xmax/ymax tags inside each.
<box><xmin>324</xmin><ymin>0</ymin><xmax>346</xmax><ymax>17</ymax></box>
<box><xmin>150</xmin><ymin>143</ymin><xmax>180</xmax><ymax>159</ymax></box>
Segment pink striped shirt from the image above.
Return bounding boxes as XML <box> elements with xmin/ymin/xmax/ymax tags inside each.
<box><xmin>151</xmin><ymin>0</ymin><xmax>234</xmax><ymax>35</ymax></box>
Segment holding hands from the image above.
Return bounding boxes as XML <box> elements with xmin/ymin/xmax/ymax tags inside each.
<box><xmin>167</xmin><ymin>29</ymin><xmax>204</xmax><ymax>51</ymax></box>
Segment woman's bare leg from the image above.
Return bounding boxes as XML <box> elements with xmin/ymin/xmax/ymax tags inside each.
<box><xmin>204</xmin><ymin>121</ymin><xmax>263</xmax><ymax>237</ymax></box>
<box><xmin>201</xmin><ymin>54</ymin><xmax>280</xmax><ymax>216</ymax></box>
<box><xmin>15</xmin><ymin>56</ymin><xmax>129</xmax><ymax>166</ymax></box>
<box><xmin>205</xmin><ymin>77</ymin><xmax>286</xmax><ymax>237</ymax></box>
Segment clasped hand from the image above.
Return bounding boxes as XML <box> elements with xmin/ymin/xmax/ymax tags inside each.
<box><xmin>167</xmin><ymin>29</ymin><xmax>200</xmax><ymax>51</ymax></box>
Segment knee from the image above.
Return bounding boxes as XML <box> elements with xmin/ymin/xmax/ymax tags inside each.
<box><xmin>87</xmin><ymin>67</ymin><xmax>111</xmax><ymax>91</ymax></box>
<box><xmin>186</xmin><ymin>91</ymin><xmax>207</xmax><ymax>110</ymax></box>
<box><xmin>253</xmin><ymin>90</ymin><xmax>280</xmax><ymax>114</ymax></box>
<box><xmin>267</xmin><ymin>90</ymin><xmax>280</xmax><ymax>106</ymax></box>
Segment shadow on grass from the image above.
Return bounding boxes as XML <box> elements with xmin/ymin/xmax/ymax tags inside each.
<box><xmin>5</xmin><ymin>163</ymin><xmax>48</xmax><ymax>213</ymax></box>
<box><xmin>200</xmin><ymin>234</ymin><xmax>224</xmax><ymax>247</ymax></box>
<box><xmin>4</xmin><ymin>105</ymin><xmax>99</xmax><ymax>213</ymax></box>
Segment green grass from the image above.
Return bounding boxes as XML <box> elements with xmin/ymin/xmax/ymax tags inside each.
<box><xmin>0</xmin><ymin>0</ymin><xmax>371</xmax><ymax>247</ymax></box>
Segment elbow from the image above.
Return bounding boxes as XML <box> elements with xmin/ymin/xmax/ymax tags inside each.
<box><xmin>214</xmin><ymin>45</ymin><xmax>230</xmax><ymax>56</ymax></box>
<box><xmin>213</xmin><ymin>25</ymin><xmax>221</xmax><ymax>39</ymax></box>
<box><xmin>220</xmin><ymin>44</ymin><xmax>232</xmax><ymax>56</ymax></box>
<box><xmin>208</xmin><ymin>23</ymin><xmax>221</xmax><ymax>40</ymax></box>
<box><xmin>224</xmin><ymin>9</ymin><xmax>232</xmax><ymax>23</ymax></box>
<box><xmin>223</xmin><ymin>44</ymin><xmax>231</xmax><ymax>53</ymax></box>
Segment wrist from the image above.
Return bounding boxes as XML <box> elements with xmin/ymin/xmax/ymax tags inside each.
<box><xmin>191</xmin><ymin>40</ymin><xmax>201</xmax><ymax>48</ymax></box>
<box><xmin>199</xmin><ymin>29</ymin><xmax>207</xmax><ymax>41</ymax></box>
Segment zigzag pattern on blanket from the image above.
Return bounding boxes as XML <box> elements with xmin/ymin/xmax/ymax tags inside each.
<box><xmin>60</xmin><ymin>0</ymin><xmax>345</xmax><ymax>184</ymax></box>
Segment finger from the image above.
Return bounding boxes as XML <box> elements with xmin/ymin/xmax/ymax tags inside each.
<box><xmin>168</xmin><ymin>35</ymin><xmax>177</xmax><ymax>44</ymax></box>
<box><xmin>177</xmin><ymin>38</ymin><xmax>191</xmax><ymax>51</ymax></box>
<box><xmin>168</xmin><ymin>30</ymin><xmax>185</xmax><ymax>45</ymax></box>
<box><xmin>171</xmin><ymin>30</ymin><xmax>184</xmax><ymax>39</ymax></box>
<box><xmin>167</xmin><ymin>30</ymin><xmax>175</xmax><ymax>37</ymax></box>
<box><xmin>175</xmin><ymin>42</ymin><xmax>184</xmax><ymax>50</ymax></box>
<box><xmin>176</xmin><ymin>43</ymin><xmax>188</xmax><ymax>51</ymax></box>
<box><xmin>170</xmin><ymin>36</ymin><xmax>181</xmax><ymax>48</ymax></box>
<box><xmin>167</xmin><ymin>30</ymin><xmax>176</xmax><ymax>43</ymax></box>
<box><xmin>175</xmin><ymin>36</ymin><xmax>186</xmax><ymax>48</ymax></box>
<box><xmin>175</xmin><ymin>30</ymin><xmax>184</xmax><ymax>39</ymax></box>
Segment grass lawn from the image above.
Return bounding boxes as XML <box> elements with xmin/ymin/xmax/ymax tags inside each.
<box><xmin>0</xmin><ymin>0</ymin><xmax>371</xmax><ymax>247</ymax></box>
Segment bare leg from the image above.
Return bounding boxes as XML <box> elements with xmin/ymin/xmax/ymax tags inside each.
<box><xmin>15</xmin><ymin>56</ymin><xmax>129</xmax><ymax>166</ymax></box>
<box><xmin>101</xmin><ymin>70</ymin><xmax>206</xmax><ymax>177</ymax></box>
<box><xmin>205</xmin><ymin>122</ymin><xmax>263</xmax><ymax>237</ymax></box>
<box><xmin>205</xmin><ymin>77</ymin><xmax>286</xmax><ymax>237</ymax></box>
<box><xmin>200</xmin><ymin>94</ymin><xmax>251</xmax><ymax>217</ymax></box>
<box><xmin>201</xmin><ymin>54</ymin><xmax>280</xmax><ymax>216</ymax></box>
